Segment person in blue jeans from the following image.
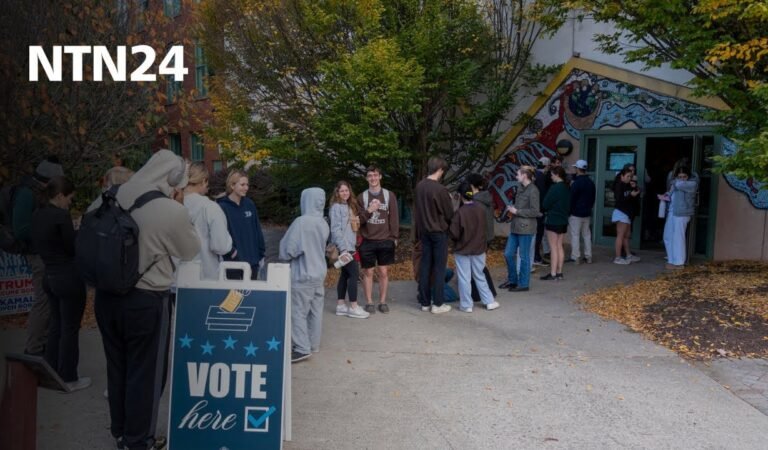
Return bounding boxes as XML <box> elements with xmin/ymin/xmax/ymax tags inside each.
<box><xmin>449</xmin><ymin>180</ymin><xmax>499</xmax><ymax>313</ymax></box>
<box><xmin>503</xmin><ymin>166</ymin><xmax>540</xmax><ymax>292</ymax></box>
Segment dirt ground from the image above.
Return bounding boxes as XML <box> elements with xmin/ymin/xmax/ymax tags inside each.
<box><xmin>579</xmin><ymin>261</ymin><xmax>768</xmax><ymax>360</ymax></box>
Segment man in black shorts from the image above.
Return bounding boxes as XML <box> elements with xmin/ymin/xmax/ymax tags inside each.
<box><xmin>357</xmin><ymin>166</ymin><xmax>399</xmax><ymax>314</ymax></box>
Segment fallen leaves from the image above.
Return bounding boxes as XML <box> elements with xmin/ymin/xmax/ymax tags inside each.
<box><xmin>579</xmin><ymin>261</ymin><xmax>768</xmax><ymax>360</ymax></box>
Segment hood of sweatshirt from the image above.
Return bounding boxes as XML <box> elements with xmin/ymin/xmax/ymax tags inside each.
<box><xmin>116</xmin><ymin>150</ymin><xmax>188</xmax><ymax>208</ymax></box>
<box><xmin>300</xmin><ymin>187</ymin><xmax>326</xmax><ymax>217</ymax></box>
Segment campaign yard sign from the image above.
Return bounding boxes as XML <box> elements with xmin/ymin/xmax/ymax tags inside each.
<box><xmin>169</xmin><ymin>262</ymin><xmax>291</xmax><ymax>450</ymax></box>
<box><xmin>0</xmin><ymin>251</ymin><xmax>34</xmax><ymax>316</ymax></box>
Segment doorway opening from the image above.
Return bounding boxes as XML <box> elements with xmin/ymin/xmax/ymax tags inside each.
<box><xmin>640</xmin><ymin>136</ymin><xmax>694</xmax><ymax>249</ymax></box>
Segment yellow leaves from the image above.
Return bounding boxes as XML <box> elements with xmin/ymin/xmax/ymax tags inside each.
<box><xmin>578</xmin><ymin>261</ymin><xmax>768</xmax><ymax>360</ymax></box>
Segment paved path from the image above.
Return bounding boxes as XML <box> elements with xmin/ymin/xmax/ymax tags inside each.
<box><xmin>1</xmin><ymin>235</ymin><xmax>767</xmax><ymax>448</ymax></box>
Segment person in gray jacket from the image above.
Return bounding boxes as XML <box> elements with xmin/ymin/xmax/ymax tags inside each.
<box><xmin>329</xmin><ymin>180</ymin><xmax>369</xmax><ymax>319</ymax></box>
<box><xmin>183</xmin><ymin>162</ymin><xmax>234</xmax><ymax>280</ymax></box>
<box><xmin>279</xmin><ymin>187</ymin><xmax>330</xmax><ymax>363</ymax></box>
<box><xmin>502</xmin><ymin>166</ymin><xmax>540</xmax><ymax>292</ymax></box>
<box><xmin>660</xmin><ymin>165</ymin><xmax>698</xmax><ymax>269</ymax></box>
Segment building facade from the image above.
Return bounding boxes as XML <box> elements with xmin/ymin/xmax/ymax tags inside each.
<box><xmin>487</xmin><ymin>17</ymin><xmax>768</xmax><ymax>261</ymax></box>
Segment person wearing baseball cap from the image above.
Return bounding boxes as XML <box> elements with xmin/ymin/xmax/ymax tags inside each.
<box><xmin>567</xmin><ymin>160</ymin><xmax>596</xmax><ymax>264</ymax></box>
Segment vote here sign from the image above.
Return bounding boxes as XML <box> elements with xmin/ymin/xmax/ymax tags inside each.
<box><xmin>168</xmin><ymin>263</ymin><xmax>291</xmax><ymax>449</ymax></box>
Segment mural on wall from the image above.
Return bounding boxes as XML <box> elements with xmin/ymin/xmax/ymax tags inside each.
<box><xmin>487</xmin><ymin>68</ymin><xmax>767</xmax><ymax>216</ymax></box>
<box><xmin>721</xmin><ymin>139</ymin><xmax>768</xmax><ymax>209</ymax></box>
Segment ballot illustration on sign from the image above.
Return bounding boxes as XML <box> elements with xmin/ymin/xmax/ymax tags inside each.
<box><xmin>205</xmin><ymin>290</ymin><xmax>256</xmax><ymax>333</ymax></box>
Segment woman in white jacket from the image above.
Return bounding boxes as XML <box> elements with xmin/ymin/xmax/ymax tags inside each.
<box><xmin>183</xmin><ymin>163</ymin><xmax>235</xmax><ymax>280</ymax></box>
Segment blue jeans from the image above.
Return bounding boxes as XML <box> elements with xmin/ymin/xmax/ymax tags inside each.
<box><xmin>418</xmin><ymin>232</ymin><xmax>448</xmax><ymax>307</ymax></box>
<box><xmin>455</xmin><ymin>254</ymin><xmax>494</xmax><ymax>310</ymax></box>
<box><xmin>504</xmin><ymin>233</ymin><xmax>533</xmax><ymax>288</ymax></box>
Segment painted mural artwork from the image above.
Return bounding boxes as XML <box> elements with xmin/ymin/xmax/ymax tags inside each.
<box><xmin>486</xmin><ymin>68</ymin><xmax>766</xmax><ymax>217</ymax></box>
<box><xmin>722</xmin><ymin>139</ymin><xmax>768</xmax><ymax>209</ymax></box>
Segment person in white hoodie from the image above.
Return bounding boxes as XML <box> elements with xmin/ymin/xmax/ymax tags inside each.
<box><xmin>183</xmin><ymin>162</ymin><xmax>234</xmax><ymax>280</ymax></box>
<box><xmin>279</xmin><ymin>187</ymin><xmax>329</xmax><ymax>363</ymax></box>
<box><xmin>95</xmin><ymin>150</ymin><xmax>200</xmax><ymax>450</ymax></box>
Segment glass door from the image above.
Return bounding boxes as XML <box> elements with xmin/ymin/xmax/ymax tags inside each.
<box><xmin>593</xmin><ymin>135</ymin><xmax>646</xmax><ymax>248</ymax></box>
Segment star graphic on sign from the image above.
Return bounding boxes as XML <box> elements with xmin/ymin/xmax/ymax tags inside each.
<box><xmin>201</xmin><ymin>341</ymin><xmax>215</xmax><ymax>355</ymax></box>
<box><xmin>223</xmin><ymin>335</ymin><xmax>238</xmax><ymax>350</ymax></box>
<box><xmin>244</xmin><ymin>342</ymin><xmax>259</xmax><ymax>356</ymax></box>
<box><xmin>178</xmin><ymin>333</ymin><xmax>193</xmax><ymax>348</ymax></box>
<box><xmin>266</xmin><ymin>337</ymin><xmax>281</xmax><ymax>351</ymax></box>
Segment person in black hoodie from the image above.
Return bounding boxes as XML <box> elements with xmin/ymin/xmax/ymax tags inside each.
<box><xmin>30</xmin><ymin>177</ymin><xmax>90</xmax><ymax>391</ymax></box>
<box><xmin>611</xmin><ymin>168</ymin><xmax>640</xmax><ymax>265</ymax></box>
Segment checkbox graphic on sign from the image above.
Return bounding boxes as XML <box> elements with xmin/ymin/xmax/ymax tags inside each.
<box><xmin>244</xmin><ymin>406</ymin><xmax>276</xmax><ymax>432</ymax></box>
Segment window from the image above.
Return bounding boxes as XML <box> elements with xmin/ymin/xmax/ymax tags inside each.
<box><xmin>191</xmin><ymin>134</ymin><xmax>204</xmax><ymax>161</ymax></box>
<box><xmin>166</xmin><ymin>75</ymin><xmax>182</xmax><ymax>103</ymax></box>
<box><xmin>135</xmin><ymin>0</ymin><xmax>150</xmax><ymax>31</ymax></box>
<box><xmin>169</xmin><ymin>134</ymin><xmax>182</xmax><ymax>156</ymax></box>
<box><xmin>164</xmin><ymin>0</ymin><xmax>181</xmax><ymax>17</ymax></box>
<box><xmin>195</xmin><ymin>43</ymin><xmax>209</xmax><ymax>97</ymax></box>
<box><xmin>213</xmin><ymin>160</ymin><xmax>223</xmax><ymax>173</ymax></box>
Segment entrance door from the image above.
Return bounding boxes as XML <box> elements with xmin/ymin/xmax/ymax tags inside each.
<box><xmin>593</xmin><ymin>135</ymin><xmax>645</xmax><ymax>248</ymax></box>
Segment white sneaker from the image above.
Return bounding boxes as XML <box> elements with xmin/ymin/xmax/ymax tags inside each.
<box><xmin>346</xmin><ymin>305</ymin><xmax>370</xmax><ymax>319</ymax></box>
<box><xmin>335</xmin><ymin>304</ymin><xmax>349</xmax><ymax>316</ymax></box>
<box><xmin>64</xmin><ymin>377</ymin><xmax>92</xmax><ymax>393</ymax></box>
<box><xmin>431</xmin><ymin>304</ymin><xmax>452</xmax><ymax>314</ymax></box>
<box><xmin>585</xmin><ymin>257</ymin><xmax>592</xmax><ymax>264</ymax></box>
<box><xmin>421</xmin><ymin>305</ymin><xmax>431</xmax><ymax>312</ymax></box>
<box><xmin>613</xmin><ymin>257</ymin><xmax>630</xmax><ymax>265</ymax></box>
<box><xmin>628</xmin><ymin>254</ymin><xmax>641</xmax><ymax>263</ymax></box>
<box><xmin>458</xmin><ymin>306</ymin><xmax>473</xmax><ymax>313</ymax></box>
<box><xmin>486</xmin><ymin>302</ymin><xmax>500</xmax><ymax>311</ymax></box>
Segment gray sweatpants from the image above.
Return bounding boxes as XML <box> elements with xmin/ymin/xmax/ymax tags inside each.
<box><xmin>291</xmin><ymin>286</ymin><xmax>324</xmax><ymax>355</ymax></box>
<box><xmin>25</xmin><ymin>254</ymin><xmax>49</xmax><ymax>355</ymax></box>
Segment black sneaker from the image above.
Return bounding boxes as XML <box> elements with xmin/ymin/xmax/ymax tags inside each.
<box><xmin>151</xmin><ymin>437</ymin><xmax>167</xmax><ymax>449</ymax></box>
<box><xmin>540</xmin><ymin>273</ymin><xmax>556</xmax><ymax>281</ymax></box>
<box><xmin>377</xmin><ymin>303</ymin><xmax>390</xmax><ymax>314</ymax></box>
<box><xmin>555</xmin><ymin>273</ymin><xmax>564</xmax><ymax>280</ymax></box>
<box><xmin>291</xmin><ymin>351</ymin><xmax>311</xmax><ymax>363</ymax></box>
<box><xmin>364</xmin><ymin>303</ymin><xmax>376</xmax><ymax>314</ymax></box>
<box><xmin>509</xmin><ymin>286</ymin><xmax>529</xmax><ymax>292</ymax></box>
<box><xmin>564</xmin><ymin>258</ymin><xmax>577</xmax><ymax>263</ymax></box>
<box><xmin>498</xmin><ymin>281</ymin><xmax>514</xmax><ymax>289</ymax></box>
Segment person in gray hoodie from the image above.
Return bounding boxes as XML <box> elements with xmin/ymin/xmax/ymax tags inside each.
<box><xmin>279</xmin><ymin>187</ymin><xmax>330</xmax><ymax>363</ymax></box>
<box><xmin>660</xmin><ymin>165</ymin><xmax>699</xmax><ymax>269</ymax></box>
<box><xmin>95</xmin><ymin>150</ymin><xmax>200</xmax><ymax>450</ymax></box>
<box><xmin>183</xmin><ymin>162</ymin><xmax>234</xmax><ymax>280</ymax></box>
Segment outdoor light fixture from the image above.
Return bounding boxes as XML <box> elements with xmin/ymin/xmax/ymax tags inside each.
<box><xmin>556</xmin><ymin>139</ymin><xmax>574</xmax><ymax>156</ymax></box>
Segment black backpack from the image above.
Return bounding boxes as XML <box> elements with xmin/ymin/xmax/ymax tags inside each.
<box><xmin>75</xmin><ymin>187</ymin><xmax>166</xmax><ymax>295</ymax></box>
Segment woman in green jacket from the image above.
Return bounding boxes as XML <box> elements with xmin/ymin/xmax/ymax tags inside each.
<box><xmin>541</xmin><ymin>166</ymin><xmax>570</xmax><ymax>280</ymax></box>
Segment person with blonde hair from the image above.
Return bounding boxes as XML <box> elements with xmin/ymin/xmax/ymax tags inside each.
<box><xmin>329</xmin><ymin>180</ymin><xmax>369</xmax><ymax>319</ymax></box>
<box><xmin>86</xmin><ymin>166</ymin><xmax>135</xmax><ymax>213</ymax></box>
<box><xmin>503</xmin><ymin>165</ymin><xmax>540</xmax><ymax>291</ymax></box>
<box><xmin>217</xmin><ymin>169</ymin><xmax>265</xmax><ymax>279</ymax></box>
<box><xmin>183</xmin><ymin>162</ymin><xmax>234</xmax><ymax>280</ymax></box>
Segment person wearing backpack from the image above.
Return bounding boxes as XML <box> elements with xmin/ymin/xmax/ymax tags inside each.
<box><xmin>356</xmin><ymin>165</ymin><xmax>399</xmax><ymax>314</ymax></box>
<box><xmin>92</xmin><ymin>150</ymin><xmax>200</xmax><ymax>450</ymax></box>
<box><xmin>30</xmin><ymin>177</ymin><xmax>90</xmax><ymax>392</ymax></box>
<box><xmin>2</xmin><ymin>156</ymin><xmax>65</xmax><ymax>356</ymax></box>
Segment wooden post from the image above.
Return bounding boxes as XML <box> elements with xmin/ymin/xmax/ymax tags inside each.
<box><xmin>0</xmin><ymin>361</ymin><xmax>38</xmax><ymax>450</ymax></box>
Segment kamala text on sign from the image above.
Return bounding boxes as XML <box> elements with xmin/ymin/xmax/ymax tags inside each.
<box><xmin>168</xmin><ymin>262</ymin><xmax>291</xmax><ymax>450</ymax></box>
<box><xmin>0</xmin><ymin>251</ymin><xmax>34</xmax><ymax>315</ymax></box>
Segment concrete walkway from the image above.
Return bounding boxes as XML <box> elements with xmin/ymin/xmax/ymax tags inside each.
<box><xmin>2</xmin><ymin>245</ymin><xmax>768</xmax><ymax>449</ymax></box>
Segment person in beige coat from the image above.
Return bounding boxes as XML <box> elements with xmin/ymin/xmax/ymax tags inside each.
<box><xmin>95</xmin><ymin>150</ymin><xmax>200</xmax><ymax>450</ymax></box>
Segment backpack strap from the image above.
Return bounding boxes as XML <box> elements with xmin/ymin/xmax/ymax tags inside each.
<box><xmin>129</xmin><ymin>190</ymin><xmax>167</xmax><ymax>213</ymax></box>
<box><xmin>363</xmin><ymin>188</ymin><xmax>389</xmax><ymax>209</ymax></box>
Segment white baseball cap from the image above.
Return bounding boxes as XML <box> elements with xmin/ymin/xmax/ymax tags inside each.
<box><xmin>573</xmin><ymin>159</ymin><xmax>588</xmax><ymax>170</ymax></box>
<box><xmin>538</xmin><ymin>156</ymin><xmax>551</xmax><ymax>166</ymax></box>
